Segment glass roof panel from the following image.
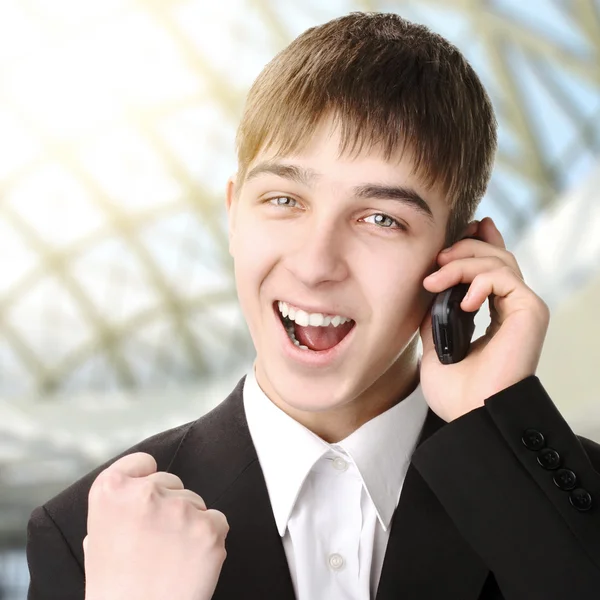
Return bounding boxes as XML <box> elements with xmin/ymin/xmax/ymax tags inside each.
<box><xmin>0</xmin><ymin>0</ymin><xmax>597</xmax><ymax>402</ymax></box>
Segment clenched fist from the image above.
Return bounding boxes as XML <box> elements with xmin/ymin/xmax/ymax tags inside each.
<box><xmin>83</xmin><ymin>452</ymin><xmax>229</xmax><ymax>600</ymax></box>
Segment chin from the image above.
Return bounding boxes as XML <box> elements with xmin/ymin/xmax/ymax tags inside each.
<box><xmin>266</xmin><ymin>365</ymin><xmax>357</xmax><ymax>413</ymax></box>
<box><xmin>281</xmin><ymin>392</ymin><xmax>348</xmax><ymax>414</ymax></box>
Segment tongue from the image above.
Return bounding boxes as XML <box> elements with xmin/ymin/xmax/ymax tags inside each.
<box><xmin>294</xmin><ymin>321</ymin><xmax>354</xmax><ymax>351</ymax></box>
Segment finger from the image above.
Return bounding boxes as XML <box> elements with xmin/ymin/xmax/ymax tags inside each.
<box><xmin>471</xmin><ymin>216</ymin><xmax>505</xmax><ymax>248</ymax></box>
<box><xmin>145</xmin><ymin>471</ymin><xmax>185</xmax><ymax>491</ymax></box>
<box><xmin>83</xmin><ymin>535</ymin><xmax>88</xmax><ymax>555</ymax></box>
<box><xmin>437</xmin><ymin>239</ymin><xmax>522</xmax><ymax>277</ymax></box>
<box><xmin>423</xmin><ymin>257</ymin><xmax>519</xmax><ymax>296</ymax></box>
<box><xmin>460</xmin><ymin>266</ymin><xmax>541</xmax><ymax>314</ymax></box>
<box><xmin>103</xmin><ymin>452</ymin><xmax>158</xmax><ymax>479</ymax></box>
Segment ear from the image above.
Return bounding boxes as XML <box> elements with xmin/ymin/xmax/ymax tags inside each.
<box><xmin>225</xmin><ymin>174</ymin><xmax>238</xmax><ymax>256</ymax></box>
<box><xmin>461</xmin><ymin>219</ymin><xmax>480</xmax><ymax>240</ymax></box>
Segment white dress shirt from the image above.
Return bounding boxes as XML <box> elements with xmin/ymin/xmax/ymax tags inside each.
<box><xmin>242</xmin><ymin>366</ymin><xmax>429</xmax><ymax>599</ymax></box>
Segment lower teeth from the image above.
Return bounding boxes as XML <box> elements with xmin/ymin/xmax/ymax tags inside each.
<box><xmin>284</xmin><ymin>320</ymin><xmax>309</xmax><ymax>350</ymax></box>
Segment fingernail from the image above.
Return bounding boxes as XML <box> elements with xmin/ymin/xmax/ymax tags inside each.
<box><xmin>440</xmin><ymin>246</ymin><xmax>453</xmax><ymax>253</ymax></box>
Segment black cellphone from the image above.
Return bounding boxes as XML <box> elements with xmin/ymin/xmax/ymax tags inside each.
<box><xmin>431</xmin><ymin>283</ymin><xmax>477</xmax><ymax>364</ymax></box>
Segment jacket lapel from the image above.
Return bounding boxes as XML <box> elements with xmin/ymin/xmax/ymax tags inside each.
<box><xmin>167</xmin><ymin>377</ymin><xmax>296</xmax><ymax>600</ymax></box>
<box><xmin>168</xmin><ymin>377</ymin><xmax>490</xmax><ymax>600</ymax></box>
<box><xmin>375</xmin><ymin>407</ymin><xmax>490</xmax><ymax>599</ymax></box>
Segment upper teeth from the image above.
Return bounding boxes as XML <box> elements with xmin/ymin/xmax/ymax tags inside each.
<box><xmin>278</xmin><ymin>301</ymin><xmax>352</xmax><ymax>327</ymax></box>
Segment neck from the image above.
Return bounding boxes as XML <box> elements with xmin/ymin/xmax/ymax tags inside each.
<box><xmin>257</xmin><ymin>338</ymin><xmax>421</xmax><ymax>444</ymax></box>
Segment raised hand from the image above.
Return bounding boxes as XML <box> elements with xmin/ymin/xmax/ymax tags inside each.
<box><xmin>83</xmin><ymin>452</ymin><xmax>229</xmax><ymax>600</ymax></box>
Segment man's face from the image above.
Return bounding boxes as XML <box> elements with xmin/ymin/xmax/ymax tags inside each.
<box><xmin>226</xmin><ymin>119</ymin><xmax>450</xmax><ymax>417</ymax></box>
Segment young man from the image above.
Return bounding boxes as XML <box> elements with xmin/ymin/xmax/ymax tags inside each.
<box><xmin>26</xmin><ymin>12</ymin><xmax>600</xmax><ymax>600</ymax></box>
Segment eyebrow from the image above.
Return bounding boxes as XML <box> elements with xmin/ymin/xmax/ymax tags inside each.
<box><xmin>245</xmin><ymin>161</ymin><xmax>434</xmax><ymax>221</ymax></box>
<box><xmin>246</xmin><ymin>162</ymin><xmax>320</xmax><ymax>187</ymax></box>
<box><xmin>353</xmin><ymin>184</ymin><xmax>434</xmax><ymax>221</ymax></box>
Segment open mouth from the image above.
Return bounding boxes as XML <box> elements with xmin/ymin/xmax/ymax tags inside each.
<box><xmin>274</xmin><ymin>301</ymin><xmax>356</xmax><ymax>352</ymax></box>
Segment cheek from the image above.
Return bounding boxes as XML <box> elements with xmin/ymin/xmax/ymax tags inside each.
<box><xmin>231</xmin><ymin>210</ymin><xmax>280</xmax><ymax>303</ymax></box>
<box><xmin>232</xmin><ymin>206</ymin><xmax>282</xmax><ymax>257</ymax></box>
<box><xmin>367</xmin><ymin>255</ymin><xmax>433</xmax><ymax>331</ymax></box>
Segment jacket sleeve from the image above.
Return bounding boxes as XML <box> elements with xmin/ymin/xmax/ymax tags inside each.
<box><xmin>411</xmin><ymin>376</ymin><xmax>600</xmax><ymax>599</ymax></box>
<box><xmin>25</xmin><ymin>419</ymin><xmax>196</xmax><ymax>600</ymax></box>
<box><xmin>27</xmin><ymin>506</ymin><xmax>86</xmax><ymax>600</ymax></box>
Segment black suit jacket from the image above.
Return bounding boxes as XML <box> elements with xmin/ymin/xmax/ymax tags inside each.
<box><xmin>27</xmin><ymin>375</ymin><xmax>600</xmax><ymax>599</ymax></box>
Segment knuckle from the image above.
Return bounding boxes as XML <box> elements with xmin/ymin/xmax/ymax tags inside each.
<box><xmin>195</xmin><ymin>512</ymin><xmax>224</xmax><ymax>542</ymax></box>
<box><xmin>188</xmin><ymin>491</ymin><xmax>207</xmax><ymax>510</ymax></box>
<box><xmin>214</xmin><ymin>510</ymin><xmax>229</xmax><ymax>532</ymax></box>
<box><xmin>471</xmin><ymin>272</ymin><xmax>485</xmax><ymax>286</ymax></box>
<box><xmin>91</xmin><ymin>469</ymin><xmax>125</xmax><ymax>500</ymax></box>
<box><xmin>178</xmin><ymin>489</ymin><xmax>206</xmax><ymax>511</ymax></box>
<box><xmin>204</xmin><ymin>517</ymin><xmax>221</xmax><ymax>539</ymax></box>
<box><xmin>217</xmin><ymin>546</ymin><xmax>228</xmax><ymax>563</ymax></box>
<box><xmin>134</xmin><ymin>478</ymin><xmax>158</xmax><ymax>503</ymax></box>
<box><xmin>489</xmin><ymin>256</ymin><xmax>505</xmax><ymax>268</ymax></box>
<box><xmin>194</xmin><ymin>518</ymin><xmax>215</xmax><ymax>542</ymax></box>
<box><xmin>168</xmin><ymin>496</ymin><xmax>192</xmax><ymax>516</ymax></box>
<box><xmin>535</xmin><ymin>298</ymin><xmax>550</xmax><ymax>320</ymax></box>
<box><xmin>208</xmin><ymin>507</ymin><xmax>227</xmax><ymax>521</ymax></box>
<box><xmin>169</xmin><ymin>474</ymin><xmax>185</xmax><ymax>489</ymax></box>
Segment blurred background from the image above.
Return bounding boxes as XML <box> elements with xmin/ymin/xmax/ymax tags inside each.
<box><xmin>1</xmin><ymin>0</ymin><xmax>599</xmax><ymax>596</ymax></box>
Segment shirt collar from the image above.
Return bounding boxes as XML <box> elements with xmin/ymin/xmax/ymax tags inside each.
<box><xmin>243</xmin><ymin>365</ymin><xmax>429</xmax><ymax>537</ymax></box>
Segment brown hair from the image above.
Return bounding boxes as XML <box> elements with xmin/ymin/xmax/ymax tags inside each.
<box><xmin>235</xmin><ymin>12</ymin><xmax>497</xmax><ymax>244</ymax></box>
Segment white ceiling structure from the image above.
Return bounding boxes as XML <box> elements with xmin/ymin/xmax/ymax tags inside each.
<box><xmin>1</xmin><ymin>0</ymin><xmax>600</xmax><ymax>550</ymax></box>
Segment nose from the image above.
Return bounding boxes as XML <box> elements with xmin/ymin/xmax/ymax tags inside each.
<box><xmin>284</xmin><ymin>220</ymin><xmax>349</xmax><ymax>288</ymax></box>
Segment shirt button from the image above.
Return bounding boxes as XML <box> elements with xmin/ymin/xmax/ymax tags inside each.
<box><xmin>332</xmin><ymin>457</ymin><xmax>348</xmax><ymax>471</ymax></box>
<box><xmin>328</xmin><ymin>553</ymin><xmax>345</xmax><ymax>570</ymax></box>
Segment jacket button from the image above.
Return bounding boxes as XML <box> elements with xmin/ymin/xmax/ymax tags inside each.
<box><xmin>569</xmin><ymin>488</ymin><xmax>593</xmax><ymax>511</ymax></box>
<box><xmin>522</xmin><ymin>429</ymin><xmax>546</xmax><ymax>451</ymax></box>
<box><xmin>537</xmin><ymin>448</ymin><xmax>561</xmax><ymax>470</ymax></box>
<box><xmin>553</xmin><ymin>468</ymin><xmax>577</xmax><ymax>491</ymax></box>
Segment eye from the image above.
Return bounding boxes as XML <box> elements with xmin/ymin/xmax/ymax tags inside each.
<box><xmin>364</xmin><ymin>213</ymin><xmax>406</xmax><ymax>230</ymax></box>
<box><xmin>267</xmin><ymin>196</ymin><xmax>299</xmax><ymax>208</ymax></box>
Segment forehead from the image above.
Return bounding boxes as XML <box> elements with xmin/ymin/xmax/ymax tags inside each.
<box><xmin>244</xmin><ymin>119</ymin><xmax>449</xmax><ymax>214</ymax></box>
<box><xmin>247</xmin><ymin>117</ymin><xmax>435</xmax><ymax>188</ymax></box>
